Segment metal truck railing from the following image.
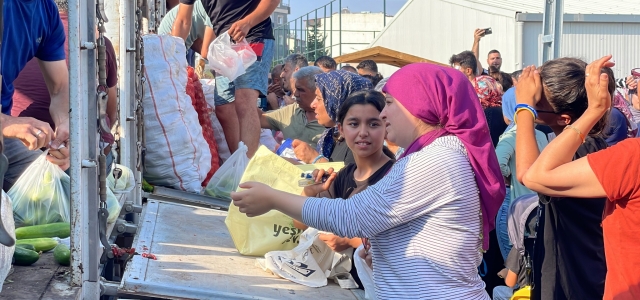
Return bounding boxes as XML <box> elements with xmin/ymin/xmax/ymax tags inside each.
<box><xmin>273</xmin><ymin>0</ymin><xmax>390</xmax><ymax>65</ymax></box>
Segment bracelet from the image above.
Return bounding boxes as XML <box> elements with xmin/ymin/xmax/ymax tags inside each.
<box><xmin>312</xmin><ymin>155</ymin><xmax>326</xmax><ymax>164</ymax></box>
<box><xmin>564</xmin><ymin>124</ymin><xmax>585</xmax><ymax>143</ymax></box>
<box><xmin>514</xmin><ymin>104</ymin><xmax>539</xmax><ymax>119</ymax></box>
<box><xmin>514</xmin><ymin>107</ymin><xmax>536</xmax><ymax>125</ymax></box>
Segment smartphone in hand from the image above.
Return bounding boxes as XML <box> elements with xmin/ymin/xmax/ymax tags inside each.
<box><xmin>483</xmin><ymin>28</ymin><xmax>493</xmax><ymax>36</ymax></box>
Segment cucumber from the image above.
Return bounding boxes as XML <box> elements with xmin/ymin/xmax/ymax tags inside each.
<box><xmin>15</xmin><ymin>222</ymin><xmax>71</xmax><ymax>240</ymax></box>
<box><xmin>53</xmin><ymin>244</ymin><xmax>70</xmax><ymax>266</ymax></box>
<box><xmin>16</xmin><ymin>244</ymin><xmax>36</xmax><ymax>251</ymax></box>
<box><xmin>142</xmin><ymin>179</ymin><xmax>154</xmax><ymax>193</ymax></box>
<box><xmin>13</xmin><ymin>247</ymin><xmax>40</xmax><ymax>266</ymax></box>
<box><xmin>16</xmin><ymin>238</ymin><xmax>58</xmax><ymax>252</ymax></box>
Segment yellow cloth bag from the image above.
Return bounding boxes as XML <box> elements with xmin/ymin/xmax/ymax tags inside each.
<box><xmin>225</xmin><ymin>146</ymin><xmax>343</xmax><ymax>256</ymax></box>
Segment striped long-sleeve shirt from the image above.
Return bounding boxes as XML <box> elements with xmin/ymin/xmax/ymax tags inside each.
<box><xmin>302</xmin><ymin>136</ymin><xmax>489</xmax><ymax>299</ymax></box>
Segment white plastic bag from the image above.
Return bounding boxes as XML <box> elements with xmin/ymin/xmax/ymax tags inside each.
<box><xmin>0</xmin><ymin>192</ymin><xmax>16</xmax><ymax>292</ymax></box>
<box><xmin>257</xmin><ymin>228</ymin><xmax>355</xmax><ymax>288</ymax></box>
<box><xmin>354</xmin><ymin>244</ymin><xmax>378</xmax><ymax>300</ymax></box>
<box><xmin>8</xmin><ymin>151</ymin><xmax>70</xmax><ymax>227</ymax></box>
<box><xmin>207</xmin><ymin>31</ymin><xmax>257</xmax><ymax>81</ymax></box>
<box><xmin>200</xmin><ymin>78</ymin><xmax>232</xmax><ymax>163</ymax></box>
<box><xmin>260</xmin><ymin>129</ymin><xmax>278</xmax><ymax>152</ymax></box>
<box><xmin>204</xmin><ymin>142</ymin><xmax>249</xmax><ymax>199</ymax></box>
<box><xmin>143</xmin><ymin>34</ymin><xmax>212</xmax><ymax>193</ymax></box>
<box><xmin>107</xmin><ymin>164</ymin><xmax>135</xmax><ymax>194</ymax></box>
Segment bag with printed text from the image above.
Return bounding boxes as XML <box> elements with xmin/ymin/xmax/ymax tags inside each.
<box><xmin>225</xmin><ymin>146</ymin><xmax>343</xmax><ymax>256</ymax></box>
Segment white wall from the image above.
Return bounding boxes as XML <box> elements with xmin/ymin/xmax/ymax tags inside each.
<box><xmin>314</xmin><ymin>13</ymin><xmax>394</xmax><ymax>58</ymax></box>
<box><xmin>522</xmin><ymin>20</ymin><xmax>640</xmax><ymax>79</ymax></box>
<box><xmin>370</xmin><ymin>0</ymin><xmax>518</xmax><ymax>73</ymax></box>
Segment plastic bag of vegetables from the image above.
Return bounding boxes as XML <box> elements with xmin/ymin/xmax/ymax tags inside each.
<box><xmin>204</xmin><ymin>142</ymin><xmax>249</xmax><ymax>200</ymax></box>
<box><xmin>106</xmin><ymin>187</ymin><xmax>121</xmax><ymax>224</ymax></box>
<box><xmin>107</xmin><ymin>164</ymin><xmax>135</xmax><ymax>194</ymax></box>
<box><xmin>0</xmin><ymin>192</ymin><xmax>16</xmax><ymax>291</ymax></box>
<box><xmin>8</xmin><ymin>151</ymin><xmax>70</xmax><ymax>227</ymax></box>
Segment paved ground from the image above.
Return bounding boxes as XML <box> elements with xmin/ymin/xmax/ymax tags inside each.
<box><xmin>0</xmin><ymin>252</ymin><xmax>79</xmax><ymax>300</ymax></box>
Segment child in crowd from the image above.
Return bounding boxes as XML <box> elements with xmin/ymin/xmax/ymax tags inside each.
<box><xmin>294</xmin><ymin>90</ymin><xmax>395</xmax><ymax>290</ymax></box>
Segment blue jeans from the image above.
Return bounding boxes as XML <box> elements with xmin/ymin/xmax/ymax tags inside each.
<box><xmin>493</xmin><ymin>286</ymin><xmax>514</xmax><ymax>300</ymax></box>
<box><xmin>496</xmin><ymin>186</ymin><xmax>512</xmax><ymax>261</ymax></box>
<box><xmin>214</xmin><ymin>39</ymin><xmax>274</xmax><ymax>106</ymax></box>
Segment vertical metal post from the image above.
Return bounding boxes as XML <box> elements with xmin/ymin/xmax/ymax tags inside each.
<box><xmin>300</xmin><ymin>17</ymin><xmax>303</xmax><ymax>54</ymax></box>
<box><xmin>339</xmin><ymin>0</ymin><xmax>342</xmax><ymax>56</ymax></box>
<box><xmin>330</xmin><ymin>1</ymin><xmax>333</xmax><ymax>57</ymax></box>
<box><xmin>69</xmin><ymin>0</ymin><xmax>100</xmax><ymax>297</ymax></box>
<box><xmin>323</xmin><ymin>5</ymin><xmax>326</xmax><ymax>55</ymax></box>
<box><xmin>540</xmin><ymin>0</ymin><xmax>564</xmax><ymax>64</ymax></box>
<box><xmin>294</xmin><ymin>19</ymin><xmax>297</xmax><ymax>54</ymax></box>
<box><xmin>69</xmin><ymin>0</ymin><xmax>82</xmax><ymax>285</ymax></box>
<box><xmin>306</xmin><ymin>13</ymin><xmax>309</xmax><ymax>58</ymax></box>
<box><xmin>314</xmin><ymin>10</ymin><xmax>318</xmax><ymax>60</ymax></box>
<box><xmin>383</xmin><ymin>0</ymin><xmax>387</xmax><ymax>27</ymax></box>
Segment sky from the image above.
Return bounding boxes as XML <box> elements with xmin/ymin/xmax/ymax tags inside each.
<box><xmin>287</xmin><ymin>0</ymin><xmax>408</xmax><ymax>21</ymax></box>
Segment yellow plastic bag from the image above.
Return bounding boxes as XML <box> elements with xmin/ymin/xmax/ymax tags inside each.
<box><xmin>225</xmin><ymin>146</ymin><xmax>343</xmax><ymax>256</ymax></box>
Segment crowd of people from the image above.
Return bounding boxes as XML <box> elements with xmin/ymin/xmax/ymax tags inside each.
<box><xmin>2</xmin><ymin>0</ymin><xmax>640</xmax><ymax>299</ymax></box>
<box><xmin>224</xmin><ymin>20</ymin><xmax>639</xmax><ymax>300</ymax></box>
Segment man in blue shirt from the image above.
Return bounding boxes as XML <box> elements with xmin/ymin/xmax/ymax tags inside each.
<box><xmin>1</xmin><ymin>0</ymin><xmax>70</xmax><ymax>190</ymax></box>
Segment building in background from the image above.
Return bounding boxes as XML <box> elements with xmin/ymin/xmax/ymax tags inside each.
<box><xmin>273</xmin><ymin>3</ymin><xmax>394</xmax><ymax>66</ymax></box>
<box><xmin>306</xmin><ymin>8</ymin><xmax>394</xmax><ymax>60</ymax></box>
<box><xmin>369</xmin><ymin>0</ymin><xmax>640</xmax><ymax>78</ymax></box>
<box><xmin>271</xmin><ymin>0</ymin><xmax>291</xmax><ymax>59</ymax></box>
<box><xmin>287</xmin><ymin>36</ymin><xmax>307</xmax><ymax>55</ymax></box>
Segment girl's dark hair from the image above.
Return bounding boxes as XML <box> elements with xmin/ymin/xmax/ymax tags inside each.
<box><xmin>539</xmin><ymin>57</ymin><xmax>609</xmax><ymax>135</ymax></box>
<box><xmin>336</xmin><ymin>90</ymin><xmax>385</xmax><ymax>124</ymax></box>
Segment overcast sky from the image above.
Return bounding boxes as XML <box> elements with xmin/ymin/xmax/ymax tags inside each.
<box><xmin>287</xmin><ymin>0</ymin><xmax>408</xmax><ymax>21</ymax></box>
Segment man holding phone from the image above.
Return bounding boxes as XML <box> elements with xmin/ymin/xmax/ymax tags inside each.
<box><xmin>472</xmin><ymin>28</ymin><xmax>503</xmax><ymax>75</ymax></box>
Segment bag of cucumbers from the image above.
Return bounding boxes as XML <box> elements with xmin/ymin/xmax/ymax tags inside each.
<box><xmin>8</xmin><ymin>151</ymin><xmax>70</xmax><ymax>227</ymax></box>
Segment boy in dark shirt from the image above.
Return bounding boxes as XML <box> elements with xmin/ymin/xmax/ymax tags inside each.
<box><xmin>171</xmin><ymin>0</ymin><xmax>278</xmax><ymax>157</ymax></box>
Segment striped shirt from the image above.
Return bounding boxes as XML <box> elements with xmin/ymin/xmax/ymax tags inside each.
<box><xmin>303</xmin><ymin>136</ymin><xmax>489</xmax><ymax>299</ymax></box>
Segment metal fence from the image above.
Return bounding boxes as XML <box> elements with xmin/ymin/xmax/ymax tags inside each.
<box><xmin>273</xmin><ymin>0</ymin><xmax>389</xmax><ymax>65</ymax></box>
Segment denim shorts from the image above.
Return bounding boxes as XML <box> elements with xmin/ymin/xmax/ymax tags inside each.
<box><xmin>214</xmin><ymin>38</ymin><xmax>274</xmax><ymax>106</ymax></box>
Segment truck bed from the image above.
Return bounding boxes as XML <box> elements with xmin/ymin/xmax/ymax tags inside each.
<box><xmin>0</xmin><ymin>253</ymin><xmax>79</xmax><ymax>300</ymax></box>
<box><xmin>119</xmin><ymin>199</ymin><xmax>364</xmax><ymax>300</ymax></box>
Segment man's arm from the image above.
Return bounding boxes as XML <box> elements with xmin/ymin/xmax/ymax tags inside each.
<box><xmin>259</xmin><ymin>108</ymin><xmax>275</xmax><ymax>130</ymax></box>
<box><xmin>38</xmin><ymin>59</ymin><xmax>69</xmax><ymax>147</ymax></box>
<box><xmin>228</xmin><ymin>0</ymin><xmax>280</xmax><ymax>42</ymax></box>
<box><xmin>107</xmin><ymin>86</ymin><xmax>118</xmax><ymax>129</ymax></box>
<box><xmin>200</xmin><ymin>26</ymin><xmax>215</xmax><ymax>58</ymax></box>
<box><xmin>171</xmin><ymin>3</ymin><xmax>195</xmax><ymax>41</ymax></box>
<box><xmin>472</xmin><ymin>29</ymin><xmax>485</xmax><ymax>75</ymax></box>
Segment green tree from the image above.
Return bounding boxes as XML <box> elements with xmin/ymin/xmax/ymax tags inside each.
<box><xmin>305</xmin><ymin>23</ymin><xmax>327</xmax><ymax>62</ymax></box>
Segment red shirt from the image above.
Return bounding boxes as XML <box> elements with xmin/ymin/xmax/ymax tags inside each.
<box><xmin>588</xmin><ymin>138</ymin><xmax>640</xmax><ymax>300</ymax></box>
<box><xmin>11</xmin><ymin>12</ymin><xmax>117</xmax><ymax>144</ymax></box>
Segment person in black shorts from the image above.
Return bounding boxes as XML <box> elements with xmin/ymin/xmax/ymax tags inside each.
<box><xmin>171</xmin><ymin>0</ymin><xmax>279</xmax><ymax>157</ymax></box>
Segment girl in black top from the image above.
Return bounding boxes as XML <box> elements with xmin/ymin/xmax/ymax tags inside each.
<box><xmin>295</xmin><ymin>90</ymin><xmax>395</xmax><ymax>289</ymax></box>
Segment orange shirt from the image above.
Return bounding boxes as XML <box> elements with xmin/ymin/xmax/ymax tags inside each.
<box><xmin>588</xmin><ymin>138</ymin><xmax>640</xmax><ymax>300</ymax></box>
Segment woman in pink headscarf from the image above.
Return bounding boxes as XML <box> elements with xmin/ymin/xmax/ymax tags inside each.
<box><xmin>231</xmin><ymin>64</ymin><xmax>504</xmax><ymax>299</ymax></box>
